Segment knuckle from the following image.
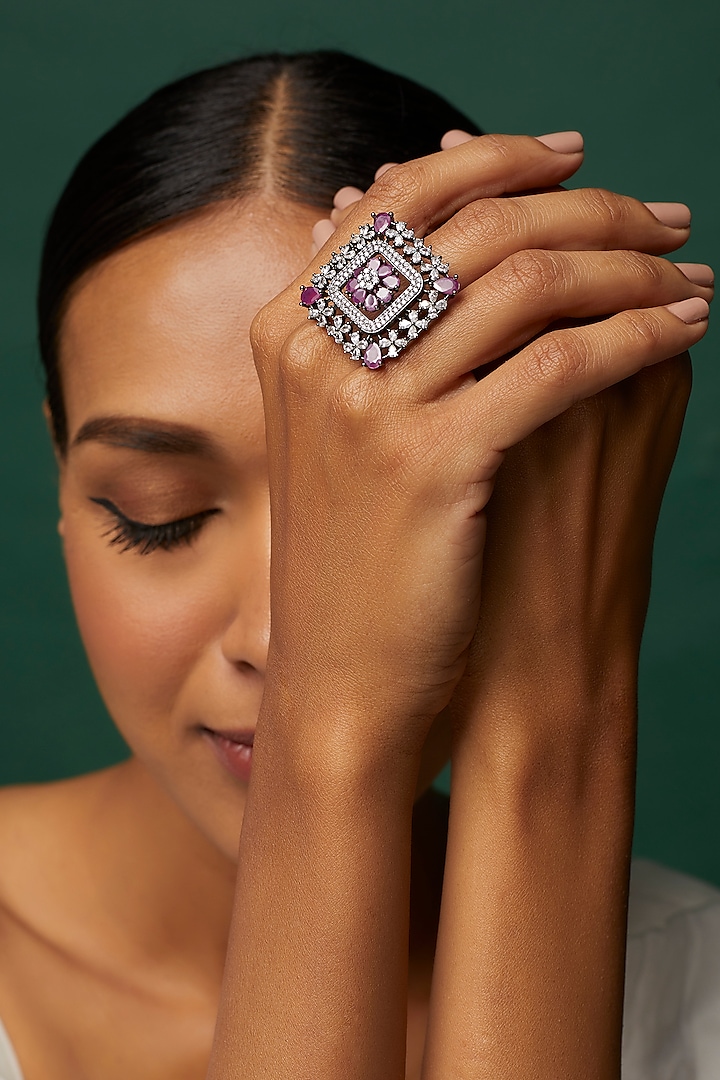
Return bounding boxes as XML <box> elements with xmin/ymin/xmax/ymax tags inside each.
<box><xmin>454</xmin><ymin>197</ymin><xmax>509</xmax><ymax>247</ymax></box>
<box><xmin>476</xmin><ymin>132</ymin><xmax>513</xmax><ymax>164</ymax></box>
<box><xmin>279</xmin><ymin>322</ymin><xmax>328</xmax><ymax>383</ymax></box>
<box><xmin>526</xmin><ymin>329</ymin><xmax>588</xmax><ymax>388</ymax></box>
<box><xmin>617</xmin><ymin>249</ymin><xmax>665</xmax><ymax>289</ymax></box>
<box><xmin>371</xmin><ymin>158</ymin><xmax>428</xmax><ymax>209</ymax></box>
<box><xmin>498</xmin><ymin>248</ymin><xmax>562</xmax><ymax>301</ymax></box>
<box><xmin>620</xmin><ymin>309</ymin><xmax>666</xmax><ymax>355</ymax></box>
<box><xmin>249</xmin><ymin>303</ymin><xmax>278</xmax><ymax>359</ymax></box>
<box><xmin>329</xmin><ymin>369</ymin><xmax>379</xmax><ymax>423</ymax></box>
<box><xmin>582</xmin><ymin>187</ymin><xmax>631</xmax><ymax>228</ymax></box>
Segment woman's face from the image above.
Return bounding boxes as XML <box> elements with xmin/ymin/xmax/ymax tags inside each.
<box><xmin>56</xmin><ymin>197</ymin><xmax>452</xmax><ymax>861</ymax></box>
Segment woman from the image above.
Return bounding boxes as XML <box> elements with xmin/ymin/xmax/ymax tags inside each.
<box><xmin>0</xmin><ymin>49</ymin><xmax>718</xmax><ymax>1080</ymax></box>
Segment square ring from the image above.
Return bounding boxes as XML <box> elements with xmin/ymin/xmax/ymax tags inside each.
<box><xmin>300</xmin><ymin>211</ymin><xmax>460</xmax><ymax>369</ymax></box>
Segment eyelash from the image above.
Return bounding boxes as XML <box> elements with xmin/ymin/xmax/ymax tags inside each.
<box><xmin>89</xmin><ymin>497</ymin><xmax>219</xmax><ymax>555</ymax></box>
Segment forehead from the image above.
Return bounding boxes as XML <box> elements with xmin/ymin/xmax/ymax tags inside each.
<box><xmin>60</xmin><ymin>197</ymin><xmax>320</xmax><ymax>451</ymax></box>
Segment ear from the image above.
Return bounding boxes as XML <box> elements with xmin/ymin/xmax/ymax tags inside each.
<box><xmin>42</xmin><ymin>400</ymin><xmax>66</xmax><ymax>537</ymax></box>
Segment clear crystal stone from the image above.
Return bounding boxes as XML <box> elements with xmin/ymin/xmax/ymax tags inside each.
<box><xmin>407</xmin><ymin>326</ymin><xmax>419</xmax><ymax>339</ymax></box>
<box><xmin>416</xmin><ymin>318</ymin><xmax>429</xmax><ymax>331</ymax></box>
<box><xmin>411</xmin><ymin>252</ymin><xmax>422</xmax><ymax>263</ymax></box>
<box><xmin>341</xmin><ymin>245</ymin><xmax>353</xmax><ymax>257</ymax></box>
<box><xmin>395</xmin><ymin>338</ymin><xmax>407</xmax><ymax>349</ymax></box>
<box><xmin>387</xmin><ymin>345</ymin><xmax>399</xmax><ymax>357</ymax></box>
<box><xmin>399</xmin><ymin>318</ymin><xmax>411</xmax><ymax>330</ymax></box>
<box><xmin>350</xmin><ymin>332</ymin><xmax>361</xmax><ymax>344</ymax></box>
<box><xmin>419</xmin><ymin>300</ymin><xmax>431</xmax><ymax>310</ymax></box>
<box><xmin>317</xmin><ymin>315</ymin><xmax>327</xmax><ymax>326</ymax></box>
<box><xmin>333</xmin><ymin>315</ymin><xmax>344</xmax><ymax>328</ymax></box>
<box><xmin>343</xmin><ymin>342</ymin><xmax>354</xmax><ymax>353</ymax></box>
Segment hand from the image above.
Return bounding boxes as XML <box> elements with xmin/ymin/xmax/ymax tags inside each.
<box><xmin>445</xmin><ymin>350</ymin><xmax>695</xmax><ymax>748</ymax></box>
<box><xmin>250</xmin><ymin>132</ymin><xmax>711</xmax><ymax>773</ymax></box>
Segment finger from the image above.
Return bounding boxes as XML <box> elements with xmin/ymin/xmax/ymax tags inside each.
<box><xmin>423</xmin><ymin>188</ymin><xmax>693</xmax><ymax>290</ymax></box>
<box><xmin>334</xmin><ymin>186</ymin><xmax>365</xmax><ymax>210</ymax></box>
<box><xmin>375</xmin><ymin>162</ymin><xmax>399</xmax><ymax>181</ymax></box>
<box><xmin>312</xmin><ymin>218</ymin><xmax>335</xmax><ymax>251</ymax></box>
<box><xmin>324</xmin><ymin>133</ymin><xmax>586</xmax><ymax>256</ymax></box>
<box><xmin>453</xmin><ymin>298</ymin><xmax>709</xmax><ymax>469</ymax></box>
<box><xmin>675</xmin><ymin>262</ymin><xmax>715</xmax><ymax>286</ymax></box>
<box><xmin>388</xmin><ymin>249</ymin><xmax>712</xmax><ymax>399</ymax></box>
<box><xmin>440</xmin><ymin>130</ymin><xmax>475</xmax><ymax>149</ymax></box>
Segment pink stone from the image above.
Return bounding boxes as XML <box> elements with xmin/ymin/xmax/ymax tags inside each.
<box><xmin>301</xmin><ymin>286</ymin><xmax>321</xmax><ymax>306</ymax></box>
<box><xmin>363</xmin><ymin>342</ymin><xmax>383</xmax><ymax>368</ymax></box>
<box><xmin>364</xmin><ymin>293</ymin><xmax>379</xmax><ymax>311</ymax></box>
<box><xmin>346</xmin><ymin>277</ymin><xmax>359</xmax><ymax>293</ymax></box>
<box><xmin>435</xmin><ymin>275</ymin><xmax>460</xmax><ymax>295</ymax></box>
<box><xmin>377</xmin><ymin>287</ymin><xmax>393</xmax><ymax>304</ymax></box>
<box><xmin>352</xmin><ymin>288</ymin><xmax>367</xmax><ymax>304</ymax></box>
<box><xmin>378</xmin><ymin>264</ymin><xmax>393</xmax><ymax>277</ymax></box>
<box><xmin>367</xmin><ymin>257</ymin><xmax>381</xmax><ymax>271</ymax></box>
<box><xmin>383</xmin><ymin>275</ymin><xmax>400</xmax><ymax>290</ymax></box>
<box><xmin>373</xmin><ymin>212</ymin><xmax>393</xmax><ymax>234</ymax></box>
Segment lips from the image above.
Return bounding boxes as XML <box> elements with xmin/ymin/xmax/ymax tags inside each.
<box><xmin>205</xmin><ymin>727</ymin><xmax>255</xmax><ymax>746</ymax></box>
<box><xmin>202</xmin><ymin>727</ymin><xmax>254</xmax><ymax>781</ymax></box>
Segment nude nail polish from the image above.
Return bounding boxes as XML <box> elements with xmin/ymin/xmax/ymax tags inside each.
<box><xmin>665</xmin><ymin>297</ymin><xmax>710</xmax><ymax>323</ymax></box>
<box><xmin>333</xmin><ymin>186</ymin><xmax>364</xmax><ymax>210</ymax></box>
<box><xmin>645</xmin><ymin>202</ymin><xmax>692</xmax><ymax>228</ymax></box>
<box><xmin>674</xmin><ymin>263</ymin><xmax>714</xmax><ymax>286</ymax></box>
<box><xmin>534</xmin><ymin>131</ymin><xmax>584</xmax><ymax>153</ymax></box>
<box><xmin>312</xmin><ymin>218</ymin><xmax>335</xmax><ymax>249</ymax></box>
<box><xmin>440</xmin><ymin>130</ymin><xmax>474</xmax><ymax>150</ymax></box>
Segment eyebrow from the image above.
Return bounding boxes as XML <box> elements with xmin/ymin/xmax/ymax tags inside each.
<box><xmin>70</xmin><ymin>416</ymin><xmax>217</xmax><ymax>457</ymax></box>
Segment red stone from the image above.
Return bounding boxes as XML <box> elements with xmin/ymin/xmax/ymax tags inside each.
<box><xmin>301</xmin><ymin>286</ymin><xmax>321</xmax><ymax>306</ymax></box>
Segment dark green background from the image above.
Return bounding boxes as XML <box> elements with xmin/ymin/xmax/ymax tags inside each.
<box><xmin>2</xmin><ymin>1</ymin><xmax>719</xmax><ymax>880</ymax></box>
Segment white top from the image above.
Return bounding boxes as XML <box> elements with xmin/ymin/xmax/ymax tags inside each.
<box><xmin>1</xmin><ymin>859</ymin><xmax>719</xmax><ymax>1078</ymax></box>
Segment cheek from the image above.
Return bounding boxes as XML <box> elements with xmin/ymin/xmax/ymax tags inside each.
<box><xmin>62</xmin><ymin>521</ymin><xmax>218</xmax><ymax>735</ymax></box>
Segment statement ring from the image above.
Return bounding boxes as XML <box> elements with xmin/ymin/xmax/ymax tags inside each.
<box><xmin>300</xmin><ymin>211</ymin><xmax>460</xmax><ymax>369</ymax></box>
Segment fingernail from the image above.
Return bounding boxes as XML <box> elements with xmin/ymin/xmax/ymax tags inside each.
<box><xmin>333</xmin><ymin>186</ymin><xmax>364</xmax><ymax>210</ymax></box>
<box><xmin>665</xmin><ymin>297</ymin><xmax>710</xmax><ymax>323</ymax></box>
<box><xmin>440</xmin><ymin>129</ymin><xmax>474</xmax><ymax>150</ymax></box>
<box><xmin>674</xmin><ymin>262</ymin><xmax>714</xmax><ymax>286</ymax></box>
<box><xmin>312</xmin><ymin>218</ymin><xmax>335</xmax><ymax>249</ymax></box>
<box><xmin>534</xmin><ymin>130</ymin><xmax>584</xmax><ymax>154</ymax></box>
<box><xmin>374</xmin><ymin>162</ymin><xmax>398</xmax><ymax>181</ymax></box>
<box><xmin>645</xmin><ymin>202</ymin><xmax>692</xmax><ymax>229</ymax></box>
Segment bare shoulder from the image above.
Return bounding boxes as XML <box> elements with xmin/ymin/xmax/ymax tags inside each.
<box><xmin>0</xmin><ymin>769</ymin><xmax>114</xmax><ymax>910</ymax></box>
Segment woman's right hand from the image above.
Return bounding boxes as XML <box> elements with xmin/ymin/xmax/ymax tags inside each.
<box><xmin>249</xmin><ymin>132</ymin><xmax>711</xmax><ymax>773</ymax></box>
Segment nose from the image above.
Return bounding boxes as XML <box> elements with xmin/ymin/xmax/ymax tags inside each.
<box><xmin>218</xmin><ymin>497</ymin><xmax>271</xmax><ymax>676</ymax></box>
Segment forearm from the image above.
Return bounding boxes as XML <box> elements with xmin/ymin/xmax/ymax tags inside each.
<box><xmin>422</xmin><ymin>681</ymin><xmax>637</xmax><ymax>1080</ymax></box>
<box><xmin>206</xmin><ymin>690</ymin><xmax>419</xmax><ymax>1080</ymax></box>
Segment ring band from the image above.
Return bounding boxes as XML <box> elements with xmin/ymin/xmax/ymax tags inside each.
<box><xmin>300</xmin><ymin>211</ymin><xmax>460</xmax><ymax>369</ymax></box>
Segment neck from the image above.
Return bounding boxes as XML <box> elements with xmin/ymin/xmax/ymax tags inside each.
<box><xmin>78</xmin><ymin>756</ymin><xmax>237</xmax><ymax>995</ymax></box>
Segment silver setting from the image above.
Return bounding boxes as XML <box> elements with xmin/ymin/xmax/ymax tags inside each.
<box><xmin>301</xmin><ymin>211</ymin><xmax>459</xmax><ymax>368</ymax></box>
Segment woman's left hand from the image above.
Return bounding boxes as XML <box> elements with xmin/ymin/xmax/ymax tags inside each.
<box><xmin>419</xmin><ymin>348</ymin><xmax>696</xmax><ymax>1080</ymax></box>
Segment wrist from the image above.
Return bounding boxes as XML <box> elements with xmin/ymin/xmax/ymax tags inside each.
<box><xmin>254</xmin><ymin>679</ymin><xmax>423</xmax><ymax>806</ymax></box>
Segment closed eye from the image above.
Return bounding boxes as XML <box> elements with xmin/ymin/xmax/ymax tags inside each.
<box><xmin>89</xmin><ymin>497</ymin><xmax>220</xmax><ymax>555</ymax></box>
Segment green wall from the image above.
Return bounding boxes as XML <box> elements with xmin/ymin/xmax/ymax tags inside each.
<box><xmin>2</xmin><ymin>0</ymin><xmax>719</xmax><ymax>881</ymax></box>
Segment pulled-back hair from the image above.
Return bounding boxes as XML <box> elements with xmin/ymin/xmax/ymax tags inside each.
<box><xmin>38</xmin><ymin>50</ymin><xmax>482</xmax><ymax>451</ymax></box>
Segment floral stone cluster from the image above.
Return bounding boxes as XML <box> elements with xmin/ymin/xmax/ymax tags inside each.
<box><xmin>300</xmin><ymin>211</ymin><xmax>460</xmax><ymax>369</ymax></box>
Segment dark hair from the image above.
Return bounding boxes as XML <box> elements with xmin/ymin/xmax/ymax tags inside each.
<box><xmin>38</xmin><ymin>50</ymin><xmax>482</xmax><ymax>452</ymax></box>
